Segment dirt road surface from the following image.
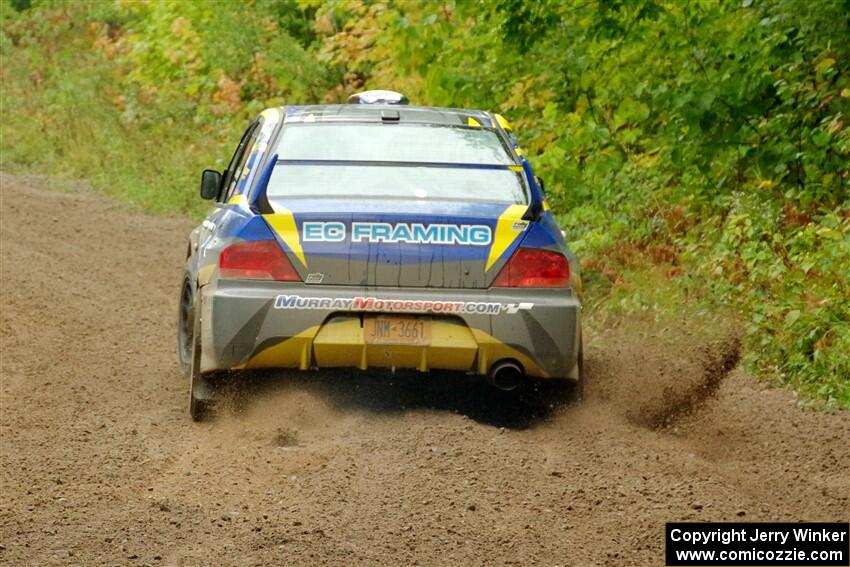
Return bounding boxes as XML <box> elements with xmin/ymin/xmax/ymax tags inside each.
<box><xmin>1</xmin><ymin>173</ymin><xmax>848</xmax><ymax>566</ymax></box>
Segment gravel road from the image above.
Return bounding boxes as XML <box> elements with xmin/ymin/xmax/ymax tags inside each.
<box><xmin>1</xmin><ymin>173</ymin><xmax>847</xmax><ymax>566</ymax></box>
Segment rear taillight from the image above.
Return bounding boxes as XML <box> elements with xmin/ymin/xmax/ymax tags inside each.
<box><xmin>492</xmin><ymin>247</ymin><xmax>570</xmax><ymax>288</ymax></box>
<box><xmin>219</xmin><ymin>240</ymin><xmax>300</xmax><ymax>281</ymax></box>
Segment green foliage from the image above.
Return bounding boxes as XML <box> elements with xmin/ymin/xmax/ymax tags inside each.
<box><xmin>1</xmin><ymin>0</ymin><xmax>848</xmax><ymax>405</ymax></box>
<box><xmin>1</xmin><ymin>0</ymin><xmax>333</xmax><ymax>215</ymax></box>
<box><xmin>313</xmin><ymin>0</ymin><xmax>848</xmax><ymax>405</ymax></box>
<box><xmin>113</xmin><ymin>0</ymin><xmax>329</xmax><ymax>123</ymax></box>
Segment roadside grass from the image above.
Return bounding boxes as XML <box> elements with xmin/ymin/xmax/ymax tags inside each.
<box><xmin>581</xmin><ymin>259</ymin><xmax>742</xmax><ymax>351</ymax></box>
<box><xmin>580</xmin><ymin>254</ymin><xmax>849</xmax><ymax>408</ymax></box>
<box><xmin>1</xmin><ymin>25</ymin><xmax>222</xmax><ymax>219</ymax></box>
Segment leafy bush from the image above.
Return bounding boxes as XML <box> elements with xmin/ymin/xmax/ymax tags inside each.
<box><xmin>313</xmin><ymin>0</ymin><xmax>849</xmax><ymax>405</ymax></box>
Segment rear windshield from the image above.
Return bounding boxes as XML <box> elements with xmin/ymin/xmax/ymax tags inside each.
<box><xmin>266</xmin><ymin>123</ymin><xmax>526</xmax><ymax>203</ymax></box>
<box><xmin>275</xmin><ymin>123</ymin><xmax>514</xmax><ymax>164</ymax></box>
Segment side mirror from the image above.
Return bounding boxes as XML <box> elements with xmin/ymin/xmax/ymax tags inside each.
<box><xmin>535</xmin><ymin>176</ymin><xmax>546</xmax><ymax>194</ymax></box>
<box><xmin>200</xmin><ymin>169</ymin><xmax>222</xmax><ymax>200</ymax></box>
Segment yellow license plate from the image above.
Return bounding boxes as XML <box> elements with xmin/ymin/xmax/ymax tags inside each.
<box><xmin>364</xmin><ymin>315</ymin><xmax>431</xmax><ymax>346</ymax></box>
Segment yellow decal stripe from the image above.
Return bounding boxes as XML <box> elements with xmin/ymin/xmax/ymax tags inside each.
<box><xmin>485</xmin><ymin>204</ymin><xmax>529</xmax><ymax>271</ymax></box>
<box><xmin>227</xmin><ymin>194</ymin><xmax>245</xmax><ymax>206</ymax></box>
<box><xmin>260</xmin><ymin>107</ymin><xmax>282</xmax><ymax>121</ymax></box>
<box><xmin>493</xmin><ymin>112</ymin><xmax>525</xmax><ymax>155</ymax></box>
<box><xmin>242</xmin><ymin>325</ymin><xmax>320</xmax><ymax>370</ymax></box>
<box><xmin>263</xmin><ymin>205</ymin><xmax>307</xmax><ymax>268</ymax></box>
<box><xmin>467</xmin><ymin>117</ymin><xmax>481</xmax><ymax>127</ymax></box>
<box><xmin>493</xmin><ymin>113</ymin><xmax>512</xmax><ymax>130</ymax></box>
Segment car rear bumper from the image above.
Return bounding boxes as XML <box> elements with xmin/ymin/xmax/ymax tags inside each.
<box><xmin>199</xmin><ymin>280</ymin><xmax>582</xmax><ymax>380</ymax></box>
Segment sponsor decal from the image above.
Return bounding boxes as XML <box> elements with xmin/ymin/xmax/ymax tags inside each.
<box><xmin>302</xmin><ymin>222</ymin><xmax>492</xmax><ymax>246</ymax></box>
<box><xmin>274</xmin><ymin>294</ymin><xmax>533</xmax><ymax>315</ymax></box>
<box><xmin>303</xmin><ymin>222</ymin><xmax>346</xmax><ymax>243</ymax></box>
<box><xmin>305</xmin><ymin>272</ymin><xmax>325</xmax><ymax>284</ymax></box>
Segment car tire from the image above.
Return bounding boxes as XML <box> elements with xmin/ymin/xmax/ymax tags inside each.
<box><xmin>179</xmin><ymin>278</ymin><xmax>216</xmax><ymax>421</ymax></box>
<box><xmin>177</xmin><ymin>278</ymin><xmax>194</xmax><ymax>373</ymax></box>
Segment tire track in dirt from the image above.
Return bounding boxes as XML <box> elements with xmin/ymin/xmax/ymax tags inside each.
<box><xmin>1</xmin><ymin>173</ymin><xmax>848</xmax><ymax>566</ymax></box>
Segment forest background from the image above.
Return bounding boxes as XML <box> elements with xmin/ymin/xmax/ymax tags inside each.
<box><xmin>1</xmin><ymin>0</ymin><xmax>848</xmax><ymax>405</ymax></box>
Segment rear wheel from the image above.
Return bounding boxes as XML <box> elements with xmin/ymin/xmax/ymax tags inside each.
<box><xmin>177</xmin><ymin>279</ymin><xmax>194</xmax><ymax>372</ymax></box>
<box><xmin>178</xmin><ymin>278</ymin><xmax>216</xmax><ymax>421</ymax></box>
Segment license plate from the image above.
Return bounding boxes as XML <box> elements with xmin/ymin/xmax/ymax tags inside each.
<box><xmin>364</xmin><ymin>315</ymin><xmax>431</xmax><ymax>346</ymax></box>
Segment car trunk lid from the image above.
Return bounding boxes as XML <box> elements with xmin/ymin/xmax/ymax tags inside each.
<box><xmin>262</xmin><ymin>198</ymin><xmax>530</xmax><ymax>289</ymax></box>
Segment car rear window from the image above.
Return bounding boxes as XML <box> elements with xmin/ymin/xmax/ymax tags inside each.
<box><xmin>266</xmin><ymin>124</ymin><xmax>526</xmax><ymax>204</ymax></box>
<box><xmin>267</xmin><ymin>164</ymin><xmax>526</xmax><ymax>203</ymax></box>
<box><xmin>274</xmin><ymin>123</ymin><xmax>514</xmax><ymax>164</ymax></box>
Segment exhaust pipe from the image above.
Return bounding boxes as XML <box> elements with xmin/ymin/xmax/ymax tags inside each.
<box><xmin>488</xmin><ymin>361</ymin><xmax>524</xmax><ymax>391</ymax></box>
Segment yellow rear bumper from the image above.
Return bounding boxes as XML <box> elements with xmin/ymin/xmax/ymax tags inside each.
<box><xmin>239</xmin><ymin>316</ymin><xmax>548</xmax><ymax>377</ymax></box>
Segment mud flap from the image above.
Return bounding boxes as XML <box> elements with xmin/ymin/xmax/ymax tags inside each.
<box><xmin>189</xmin><ymin>295</ymin><xmax>217</xmax><ymax>421</ymax></box>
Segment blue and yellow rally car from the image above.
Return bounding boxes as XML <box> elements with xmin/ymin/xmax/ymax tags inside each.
<box><xmin>178</xmin><ymin>90</ymin><xmax>583</xmax><ymax>420</ymax></box>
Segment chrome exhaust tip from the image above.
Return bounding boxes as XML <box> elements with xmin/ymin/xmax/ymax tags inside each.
<box><xmin>487</xmin><ymin>361</ymin><xmax>524</xmax><ymax>391</ymax></box>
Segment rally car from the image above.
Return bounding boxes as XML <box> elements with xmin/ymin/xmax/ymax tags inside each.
<box><xmin>178</xmin><ymin>90</ymin><xmax>583</xmax><ymax>420</ymax></box>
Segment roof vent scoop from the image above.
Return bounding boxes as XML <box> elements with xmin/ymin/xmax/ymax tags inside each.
<box><xmin>347</xmin><ymin>90</ymin><xmax>409</xmax><ymax>105</ymax></box>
